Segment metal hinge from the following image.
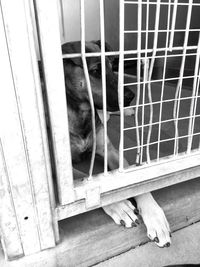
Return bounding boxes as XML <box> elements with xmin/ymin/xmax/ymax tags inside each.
<box><xmin>85</xmin><ymin>182</ymin><xmax>101</xmax><ymax>209</ymax></box>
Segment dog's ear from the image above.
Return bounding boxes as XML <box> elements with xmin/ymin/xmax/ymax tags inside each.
<box><xmin>62</xmin><ymin>42</ymin><xmax>83</xmax><ymax>67</ymax></box>
<box><xmin>92</xmin><ymin>40</ymin><xmax>115</xmax><ymax>63</ymax></box>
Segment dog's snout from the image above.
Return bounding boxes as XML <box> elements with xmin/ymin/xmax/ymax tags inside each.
<box><xmin>124</xmin><ymin>88</ymin><xmax>135</xmax><ymax>107</ymax></box>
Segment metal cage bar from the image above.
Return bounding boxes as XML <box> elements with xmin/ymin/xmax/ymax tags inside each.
<box><xmin>140</xmin><ymin>0</ymin><xmax>150</xmax><ymax>164</ymax></box>
<box><xmin>0</xmin><ymin>0</ymin><xmax>200</xmax><ymax>260</ymax></box>
<box><xmin>146</xmin><ymin>0</ymin><xmax>161</xmax><ymax>163</ymax></box>
<box><xmin>157</xmin><ymin>0</ymin><xmax>172</xmax><ymax>160</ymax></box>
<box><xmin>34</xmin><ymin>0</ymin><xmax>75</xmax><ymax>205</ymax></box>
<box><xmin>173</xmin><ymin>0</ymin><xmax>193</xmax><ymax>156</ymax></box>
<box><xmin>118</xmin><ymin>0</ymin><xmax>125</xmax><ymax>171</ymax></box>
<box><xmin>135</xmin><ymin>0</ymin><xmax>142</xmax><ymax>165</ymax></box>
<box><xmin>99</xmin><ymin>0</ymin><xmax>108</xmax><ymax>175</ymax></box>
<box><xmin>187</xmin><ymin>32</ymin><xmax>200</xmax><ymax>153</ymax></box>
<box><xmin>80</xmin><ymin>0</ymin><xmax>96</xmax><ymax>178</ymax></box>
<box><xmin>0</xmin><ymin>0</ymin><xmax>57</xmax><ymax>258</ymax></box>
<box><xmin>169</xmin><ymin>0</ymin><xmax>178</xmax><ymax>51</ymax></box>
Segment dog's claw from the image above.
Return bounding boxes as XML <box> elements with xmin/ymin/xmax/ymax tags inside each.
<box><xmin>131</xmin><ymin>222</ymin><xmax>137</xmax><ymax>227</ymax></box>
<box><xmin>153</xmin><ymin>237</ymin><xmax>159</xmax><ymax>243</ymax></box>
<box><xmin>135</xmin><ymin>219</ymin><xmax>140</xmax><ymax>225</ymax></box>
<box><xmin>136</xmin><ymin>193</ymin><xmax>171</xmax><ymax>248</ymax></box>
<box><xmin>134</xmin><ymin>208</ymin><xmax>139</xmax><ymax>215</ymax></box>
<box><xmin>120</xmin><ymin>220</ymin><xmax>125</xmax><ymax>227</ymax></box>
<box><xmin>103</xmin><ymin>200</ymin><xmax>139</xmax><ymax>228</ymax></box>
<box><xmin>164</xmin><ymin>242</ymin><xmax>170</xmax><ymax>248</ymax></box>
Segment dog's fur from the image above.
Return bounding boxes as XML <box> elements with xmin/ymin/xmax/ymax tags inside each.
<box><xmin>61</xmin><ymin>41</ymin><xmax>171</xmax><ymax>247</ymax></box>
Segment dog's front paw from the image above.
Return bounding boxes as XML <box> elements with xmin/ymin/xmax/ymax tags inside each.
<box><xmin>136</xmin><ymin>193</ymin><xmax>171</xmax><ymax>248</ymax></box>
<box><xmin>103</xmin><ymin>200</ymin><xmax>140</xmax><ymax>228</ymax></box>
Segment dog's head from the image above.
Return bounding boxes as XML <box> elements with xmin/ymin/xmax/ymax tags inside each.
<box><xmin>62</xmin><ymin>41</ymin><xmax>135</xmax><ymax>111</ymax></box>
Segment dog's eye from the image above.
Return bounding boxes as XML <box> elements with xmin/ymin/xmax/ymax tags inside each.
<box><xmin>90</xmin><ymin>67</ymin><xmax>101</xmax><ymax>77</ymax></box>
<box><xmin>91</xmin><ymin>69</ymin><xmax>98</xmax><ymax>74</ymax></box>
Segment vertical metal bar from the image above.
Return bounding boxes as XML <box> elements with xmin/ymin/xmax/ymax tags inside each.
<box><xmin>0</xmin><ymin>140</ymin><xmax>24</xmax><ymax>260</ymax></box>
<box><xmin>169</xmin><ymin>0</ymin><xmax>178</xmax><ymax>51</ymax></box>
<box><xmin>189</xmin><ymin>71</ymin><xmax>200</xmax><ymax>151</ymax></box>
<box><xmin>24</xmin><ymin>0</ymin><xmax>59</xmax><ymax>242</ymax></box>
<box><xmin>135</xmin><ymin>0</ymin><xmax>142</xmax><ymax>165</ymax></box>
<box><xmin>157</xmin><ymin>0</ymin><xmax>172</xmax><ymax>160</ymax></box>
<box><xmin>119</xmin><ymin>0</ymin><xmax>125</xmax><ymax>171</ymax></box>
<box><xmin>1</xmin><ymin>0</ymin><xmax>56</xmax><ymax>255</ymax></box>
<box><xmin>99</xmin><ymin>0</ymin><xmax>108</xmax><ymax>175</ymax></box>
<box><xmin>146</xmin><ymin>0</ymin><xmax>161</xmax><ymax>163</ymax></box>
<box><xmin>34</xmin><ymin>0</ymin><xmax>75</xmax><ymax>205</ymax></box>
<box><xmin>59</xmin><ymin>0</ymin><xmax>65</xmax><ymax>40</ymax></box>
<box><xmin>140</xmin><ymin>0</ymin><xmax>150</xmax><ymax>164</ymax></box>
<box><xmin>187</xmin><ymin>32</ymin><xmax>200</xmax><ymax>152</ymax></box>
<box><xmin>0</xmin><ymin>9</ymin><xmax>24</xmax><ymax>258</ymax></box>
<box><xmin>173</xmin><ymin>0</ymin><xmax>193</xmax><ymax>156</ymax></box>
<box><xmin>80</xmin><ymin>0</ymin><xmax>96</xmax><ymax>178</ymax></box>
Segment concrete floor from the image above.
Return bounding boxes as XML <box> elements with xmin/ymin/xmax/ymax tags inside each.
<box><xmin>95</xmin><ymin>222</ymin><xmax>200</xmax><ymax>267</ymax></box>
<box><xmin>0</xmin><ymin>222</ymin><xmax>200</xmax><ymax>267</ymax></box>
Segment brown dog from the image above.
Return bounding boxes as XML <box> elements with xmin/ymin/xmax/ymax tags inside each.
<box><xmin>62</xmin><ymin>41</ymin><xmax>171</xmax><ymax>247</ymax></box>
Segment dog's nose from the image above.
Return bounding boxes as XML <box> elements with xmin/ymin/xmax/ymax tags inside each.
<box><xmin>124</xmin><ymin>88</ymin><xmax>135</xmax><ymax>107</ymax></box>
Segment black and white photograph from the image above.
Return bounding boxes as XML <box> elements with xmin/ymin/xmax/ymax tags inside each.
<box><xmin>0</xmin><ymin>0</ymin><xmax>200</xmax><ymax>266</ymax></box>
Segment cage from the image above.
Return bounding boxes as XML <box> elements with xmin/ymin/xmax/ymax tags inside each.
<box><xmin>0</xmin><ymin>0</ymin><xmax>200</xmax><ymax>262</ymax></box>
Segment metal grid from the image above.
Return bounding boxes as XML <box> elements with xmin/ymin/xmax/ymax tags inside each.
<box><xmin>33</xmin><ymin>0</ymin><xmax>200</xmax><ymax>212</ymax></box>
<box><xmin>1</xmin><ymin>0</ymin><xmax>200</xmax><ymax>258</ymax></box>
<box><xmin>60</xmin><ymin>0</ymin><xmax>200</xmax><ymax>176</ymax></box>
<box><xmin>122</xmin><ymin>0</ymin><xmax>200</xmax><ymax>167</ymax></box>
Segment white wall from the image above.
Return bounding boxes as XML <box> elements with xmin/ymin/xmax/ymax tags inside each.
<box><xmin>31</xmin><ymin>0</ymin><xmax>100</xmax><ymax>58</ymax></box>
<box><xmin>59</xmin><ymin>0</ymin><xmax>100</xmax><ymax>43</ymax></box>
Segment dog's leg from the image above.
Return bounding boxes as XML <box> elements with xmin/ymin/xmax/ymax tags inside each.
<box><xmin>96</xmin><ymin>127</ymin><xmax>140</xmax><ymax>228</ymax></box>
<box><xmin>134</xmin><ymin>193</ymin><xmax>171</xmax><ymax>247</ymax></box>
<box><xmin>96</xmin><ymin>127</ymin><xmax>171</xmax><ymax>247</ymax></box>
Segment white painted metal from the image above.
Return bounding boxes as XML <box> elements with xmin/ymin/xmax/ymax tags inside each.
<box><xmin>135</xmin><ymin>0</ymin><xmax>142</xmax><ymax>165</ymax></box>
<box><xmin>125</xmin><ymin>76</ymin><xmax>200</xmax><ymax>89</ymax></box>
<box><xmin>73</xmin><ymin>150</ymin><xmax>200</xmax><ymax>200</ymax></box>
<box><xmin>157</xmin><ymin>0</ymin><xmax>172</xmax><ymax>160</ymax></box>
<box><xmin>58</xmin><ymin>0</ymin><xmax>199</xmax><ymax>215</ymax></box>
<box><xmin>62</xmin><ymin>45</ymin><xmax>200</xmax><ymax>60</ymax></box>
<box><xmin>59</xmin><ymin>0</ymin><xmax>65</xmax><ymax>39</ymax></box>
<box><xmin>140</xmin><ymin>0</ymin><xmax>150</xmax><ymax>165</ymax></box>
<box><xmin>0</xmin><ymin>0</ymin><xmax>199</xmax><ymax>260</ymax></box>
<box><xmin>146</xmin><ymin>0</ymin><xmax>161</xmax><ymax>163</ymax></box>
<box><xmin>0</xmin><ymin>0</ymin><xmax>56</xmax><ymax>257</ymax></box>
<box><xmin>118</xmin><ymin>0</ymin><xmax>125</xmax><ymax>171</ymax></box>
<box><xmin>124</xmin><ymin>1</ymin><xmax>199</xmax><ymax>6</ymax></box>
<box><xmin>34</xmin><ymin>0</ymin><xmax>75</xmax><ymax>205</ymax></box>
<box><xmin>189</xmin><ymin>66</ymin><xmax>200</xmax><ymax>150</ymax></box>
<box><xmin>23</xmin><ymin>0</ymin><xmax>59</xmax><ymax>243</ymax></box>
<box><xmin>187</xmin><ymin>33</ymin><xmax>200</xmax><ymax>153</ymax></box>
<box><xmin>56</xmin><ymin>151</ymin><xmax>200</xmax><ymax>220</ymax></box>
<box><xmin>80</xmin><ymin>0</ymin><xmax>96</xmax><ymax>178</ymax></box>
<box><xmin>173</xmin><ymin>0</ymin><xmax>193</xmax><ymax>155</ymax></box>
<box><xmin>99</xmin><ymin>0</ymin><xmax>108</xmax><ymax>175</ymax></box>
<box><xmin>169</xmin><ymin>0</ymin><xmax>178</xmax><ymax>51</ymax></box>
<box><xmin>0</xmin><ymin>140</ymin><xmax>24</xmax><ymax>260</ymax></box>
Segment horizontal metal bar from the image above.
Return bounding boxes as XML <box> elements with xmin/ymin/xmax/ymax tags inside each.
<box><xmin>79</xmin><ymin>150</ymin><xmax>200</xmax><ymax>197</ymax></box>
<box><xmin>124</xmin><ymin>113</ymin><xmax>200</xmax><ymax>131</ymax></box>
<box><xmin>124</xmin><ymin>1</ymin><xmax>200</xmax><ymax>6</ymax></box>
<box><xmin>124</xmin><ymin>52</ymin><xmax>199</xmax><ymax>62</ymax></box>
<box><xmin>62</xmin><ymin>45</ymin><xmax>199</xmax><ymax>59</ymax></box>
<box><xmin>124</xmin><ymin>132</ymin><xmax>200</xmax><ymax>152</ymax></box>
<box><xmin>124</xmin><ymin>75</ymin><xmax>200</xmax><ymax>87</ymax></box>
<box><xmin>56</xmin><ymin>151</ymin><xmax>200</xmax><ymax>220</ymax></box>
<box><xmin>124</xmin><ymin>29</ymin><xmax>200</xmax><ymax>34</ymax></box>
<box><xmin>124</xmin><ymin>95</ymin><xmax>200</xmax><ymax>110</ymax></box>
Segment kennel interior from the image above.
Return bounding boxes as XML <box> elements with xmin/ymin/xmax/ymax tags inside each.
<box><xmin>0</xmin><ymin>0</ymin><xmax>200</xmax><ymax>261</ymax></box>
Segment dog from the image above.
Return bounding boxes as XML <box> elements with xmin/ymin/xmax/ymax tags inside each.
<box><xmin>61</xmin><ymin>40</ymin><xmax>171</xmax><ymax>248</ymax></box>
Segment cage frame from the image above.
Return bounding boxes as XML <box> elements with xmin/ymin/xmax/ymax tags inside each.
<box><xmin>0</xmin><ymin>0</ymin><xmax>200</xmax><ymax>260</ymax></box>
